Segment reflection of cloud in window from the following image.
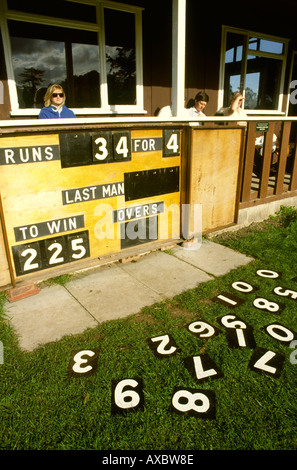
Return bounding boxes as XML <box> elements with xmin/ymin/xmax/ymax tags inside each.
<box><xmin>72</xmin><ymin>43</ymin><xmax>100</xmax><ymax>76</ymax></box>
<box><xmin>11</xmin><ymin>37</ymin><xmax>66</xmax><ymax>84</ymax></box>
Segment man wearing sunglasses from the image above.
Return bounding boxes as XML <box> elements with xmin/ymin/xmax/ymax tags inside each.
<box><xmin>38</xmin><ymin>84</ymin><xmax>76</xmax><ymax>119</ymax></box>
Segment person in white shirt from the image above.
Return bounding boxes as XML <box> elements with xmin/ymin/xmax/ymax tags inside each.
<box><xmin>186</xmin><ymin>91</ymin><xmax>209</xmax><ymax>119</ymax></box>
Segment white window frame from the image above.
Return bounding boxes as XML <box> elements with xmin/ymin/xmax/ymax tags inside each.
<box><xmin>218</xmin><ymin>26</ymin><xmax>290</xmax><ymax>115</ymax></box>
<box><xmin>0</xmin><ymin>0</ymin><xmax>144</xmax><ymax>116</ymax></box>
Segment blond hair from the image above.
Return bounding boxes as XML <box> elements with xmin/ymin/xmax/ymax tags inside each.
<box><xmin>44</xmin><ymin>84</ymin><xmax>65</xmax><ymax>107</ymax></box>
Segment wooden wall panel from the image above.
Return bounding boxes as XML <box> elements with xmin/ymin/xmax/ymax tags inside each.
<box><xmin>187</xmin><ymin>127</ymin><xmax>244</xmax><ymax>235</ymax></box>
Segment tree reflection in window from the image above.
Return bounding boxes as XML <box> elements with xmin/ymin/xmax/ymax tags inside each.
<box><xmin>105</xmin><ymin>9</ymin><xmax>136</xmax><ymax>105</ymax></box>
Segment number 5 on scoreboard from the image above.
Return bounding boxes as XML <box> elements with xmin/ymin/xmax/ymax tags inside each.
<box><xmin>163</xmin><ymin>129</ymin><xmax>180</xmax><ymax>157</ymax></box>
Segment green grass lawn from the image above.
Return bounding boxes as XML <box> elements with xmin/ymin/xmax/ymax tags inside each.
<box><xmin>0</xmin><ymin>207</ymin><xmax>297</xmax><ymax>451</ymax></box>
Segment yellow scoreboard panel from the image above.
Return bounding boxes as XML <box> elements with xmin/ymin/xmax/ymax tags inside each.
<box><xmin>0</xmin><ymin>128</ymin><xmax>182</xmax><ymax>283</ymax></box>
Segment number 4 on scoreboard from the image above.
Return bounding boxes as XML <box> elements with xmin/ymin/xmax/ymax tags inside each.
<box><xmin>163</xmin><ymin>129</ymin><xmax>180</xmax><ymax>157</ymax></box>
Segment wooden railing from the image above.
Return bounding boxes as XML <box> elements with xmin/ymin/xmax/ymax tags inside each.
<box><xmin>240</xmin><ymin>118</ymin><xmax>297</xmax><ymax>208</ymax></box>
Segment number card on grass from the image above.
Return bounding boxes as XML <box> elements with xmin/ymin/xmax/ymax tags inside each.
<box><xmin>111</xmin><ymin>378</ymin><xmax>144</xmax><ymax>415</ymax></box>
<box><xmin>170</xmin><ymin>387</ymin><xmax>216</xmax><ymax>419</ymax></box>
<box><xmin>67</xmin><ymin>349</ymin><xmax>99</xmax><ymax>378</ymax></box>
<box><xmin>147</xmin><ymin>334</ymin><xmax>180</xmax><ymax>358</ymax></box>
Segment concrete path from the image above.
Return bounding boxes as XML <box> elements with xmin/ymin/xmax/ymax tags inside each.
<box><xmin>4</xmin><ymin>240</ymin><xmax>253</xmax><ymax>351</ymax></box>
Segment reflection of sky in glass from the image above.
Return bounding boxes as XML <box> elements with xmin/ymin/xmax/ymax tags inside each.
<box><xmin>249</xmin><ymin>37</ymin><xmax>283</xmax><ymax>54</ymax></box>
<box><xmin>245</xmin><ymin>72</ymin><xmax>260</xmax><ymax>108</ymax></box>
<box><xmin>225</xmin><ymin>46</ymin><xmax>243</xmax><ymax>64</ymax></box>
<box><xmin>236</xmin><ymin>46</ymin><xmax>242</xmax><ymax>61</ymax></box>
<box><xmin>11</xmin><ymin>37</ymin><xmax>66</xmax><ymax>85</ymax></box>
<box><xmin>230</xmin><ymin>75</ymin><xmax>240</xmax><ymax>93</ymax></box>
<box><xmin>72</xmin><ymin>43</ymin><xmax>100</xmax><ymax>76</ymax></box>
<box><xmin>226</xmin><ymin>37</ymin><xmax>283</xmax><ymax>65</ymax></box>
<box><xmin>245</xmin><ymin>72</ymin><xmax>260</xmax><ymax>94</ymax></box>
<box><xmin>225</xmin><ymin>48</ymin><xmax>233</xmax><ymax>64</ymax></box>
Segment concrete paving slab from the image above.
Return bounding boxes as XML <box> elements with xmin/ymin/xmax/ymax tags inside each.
<box><xmin>119</xmin><ymin>250</ymin><xmax>214</xmax><ymax>297</ymax></box>
<box><xmin>4</xmin><ymin>241</ymin><xmax>254</xmax><ymax>352</ymax></box>
<box><xmin>5</xmin><ymin>284</ymin><xmax>98</xmax><ymax>351</ymax></box>
<box><xmin>65</xmin><ymin>263</ymin><xmax>163</xmax><ymax>322</ymax></box>
<box><xmin>172</xmin><ymin>240</ymin><xmax>253</xmax><ymax>276</ymax></box>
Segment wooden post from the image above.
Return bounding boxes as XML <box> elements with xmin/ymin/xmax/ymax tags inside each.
<box><xmin>275</xmin><ymin>121</ymin><xmax>291</xmax><ymax>195</ymax></box>
<box><xmin>259</xmin><ymin>123</ymin><xmax>275</xmax><ymax>199</ymax></box>
<box><xmin>171</xmin><ymin>0</ymin><xmax>186</xmax><ymax>117</ymax></box>
<box><xmin>241</xmin><ymin>122</ymin><xmax>256</xmax><ymax>203</ymax></box>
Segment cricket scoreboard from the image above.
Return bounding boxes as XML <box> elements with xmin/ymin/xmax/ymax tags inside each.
<box><xmin>0</xmin><ymin>126</ymin><xmax>182</xmax><ymax>285</ymax></box>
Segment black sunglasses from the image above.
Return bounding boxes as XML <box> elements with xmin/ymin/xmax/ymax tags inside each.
<box><xmin>52</xmin><ymin>93</ymin><xmax>64</xmax><ymax>97</ymax></box>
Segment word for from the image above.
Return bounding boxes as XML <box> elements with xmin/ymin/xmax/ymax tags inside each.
<box><xmin>12</xmin><ymin>230</ymin><xmax>90</xmax><ymax>275</ymax></box>
<box><xmin>132</xmin><ymin>137</ymin><xmax>162</xmax><ymax>153</ymax></box>
<box><xmin>0</xmin><ymin>145</ymin><xmax>60</xmax><ymax>165</ymax></box>
<box><xmin>14</xmin><ymin>215</ymin><xmax>85</xmax><ymax>242</ymax></box>
<box><xmin>66</xmin><ymin>268</ymin><xmax>297</xmax><ymax>418</ymax></box>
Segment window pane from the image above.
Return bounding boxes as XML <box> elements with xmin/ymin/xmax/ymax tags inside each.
<box><xmin>104</xmin><ymin>9</ymin><xmax>136</xmax><ymax>105</ymax></box>
<box><xmin>244</xmin><ymin>72</ymin><xmax>260</xmax><ymax>109</ymax></box>
<box><xmin>249</xmin><ymin>37</ymin><xmax>284</xmax><ymax>54</ymax></box>
<box><xmin>245</xmin><ymin>55</ymin><xmax>282</xmax><ymax>109</ymax></box>
<box><xmin>224</xmin><ymin>33</ymin><xmax>245</xmax><ymax>106</ymax></box>
<box><xmin>7</xmin><ymin>0</ymin><xmax>97</xmax><ymax>23</ymax></box>
<box><xmin>8</xmin><ymin>20</ymin><xmax>100</xmax><ymax>109</ymax></box>
<box><xmin>71</xmin><ymin>43</ymin><xmax>100</xmax><ymax>108</ymax></box>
